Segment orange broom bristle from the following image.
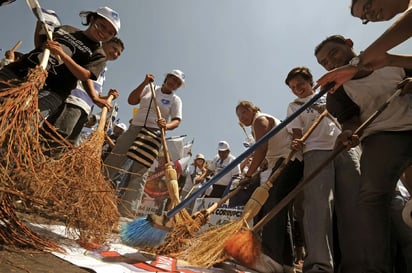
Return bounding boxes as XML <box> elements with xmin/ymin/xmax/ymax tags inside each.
<box><xmin>224</xmin><ymin>230</ymin><xmax>262</xmax><ymax>268</ymax></box>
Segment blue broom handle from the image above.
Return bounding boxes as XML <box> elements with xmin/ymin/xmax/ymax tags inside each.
<box><xmin>166</xmin><ymin>82</ymin><xmax>335</xmax><ymax>218</ymax></box>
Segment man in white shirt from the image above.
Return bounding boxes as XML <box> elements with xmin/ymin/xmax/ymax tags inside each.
<box><xmin>207</xmin><ymin>141</ymin><xmax>241</xmax><ymax>198</ymax></box>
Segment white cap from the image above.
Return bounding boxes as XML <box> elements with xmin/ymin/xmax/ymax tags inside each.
<box><xmin>115</xmin><ymin>122</ymin><xmax>127</xmax><ymax>131</ymax></box>
<box><xmin>167</xmin><ymin>69</ymin><xmax>185</xmax><ymax>86</ymax></box>
<box><xmin>80</xmin><ymin>6</ymin><xmax>121</xmax><ymax>34</ymax></box>
<box><xmin>217</xmin><ymin>141</ymin><xmax>230</xmax><ymax>151</ymax></box>
<box><xmin>195</xmin><ymin>153</ymin><xmax>205</xmax><ymax>160</ymax></box>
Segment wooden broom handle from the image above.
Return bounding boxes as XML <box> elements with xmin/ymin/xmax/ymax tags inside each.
<box><xmin>200</xmin><ymin>109</ymin><xmax>330</xmax><ymax>216</ymax></box>
<box><xmin>203</xmin><ymin>110</ymin><xmax>329</xmax><ymax>216</ymax></box>
<box><xmin>149</xmin><ymin>82</ymin><xmax>172</xmax><ymax>165</ymax></box>
<box><xmin>265</xmin><ymin>109</ymin><xmax>329</xmax><ymax>188</ymax></box>
<box><xmin>97</xmin><ymin>95</ymin><xmax>114</xmax><ymax>132</ymax></box>
<box><xmin>10</xmin><ymin>40</ymin><xmax>22</xmax><ymax>52</ymax></box>
<box><xmin>252</xmin><ymin>89</ymin><xmax>401</xmax><ymax>232</ymax></box>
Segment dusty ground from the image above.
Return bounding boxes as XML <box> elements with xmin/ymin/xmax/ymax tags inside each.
<box><xmin>0</xmin><ymin>209</ymin><xmax>94</xmax><ymax>273</ymax></box>
<box><xmin>0</xmin><ymin>247</ymin><xmax>93</xmax><ymax>273</ymax></box>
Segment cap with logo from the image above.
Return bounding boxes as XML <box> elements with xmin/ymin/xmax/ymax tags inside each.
<box><xmin>167</xmin><ymin>69</ymin><xmax>185</xmax><ymax>87</ymax></box>
<box><xmin>80</xmin><ymin>6</ymin><xmax>121</xmax><ymax>34</ymax></box>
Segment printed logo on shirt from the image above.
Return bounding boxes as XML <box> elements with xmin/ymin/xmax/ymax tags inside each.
<box><xmin>161</xmin><ymin>98</ymin><xmax>170</xmax><ymax>105</ymax></box>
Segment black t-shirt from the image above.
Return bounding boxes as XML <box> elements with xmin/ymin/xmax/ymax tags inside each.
<box><xmin>5</xmin><ymin>25</ymin><xmax>106</xmax><ymax>97</ymax></box>
<box><xmin>326</xmin><ymin>86</ymin><xmax>360</xmax><ymax>124</ymax></box>
<box><xmin>327</xmin><ymin>68</ymin><xmax>412</xmax><ymax>124</ymax></box>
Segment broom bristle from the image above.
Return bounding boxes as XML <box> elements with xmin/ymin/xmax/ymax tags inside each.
<box><xmin>120</xmin><ymin>216</ymin><xmax>168</xmax><ymax>247</ymax></box>
<box><xmin>224</xmin><ymin>230</ymin><xmax>262</xmax><ymax>268</ymax></box>
<box><xmin>177</xmin><ymin>218</ymin><xmax>246</xmax><ymax>268</ymax></box>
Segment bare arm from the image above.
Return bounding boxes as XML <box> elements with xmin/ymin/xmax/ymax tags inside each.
<box><xmin>128</xmin><ymin>74</ymin><xmax>154</xmax><ymax>105</ymax></box>
<box><xmin>244</xmin><ymin>116</ymin><xmax>271</xmax><ymax>177</ymax></box>
<box><xmin>361</xmin><ymin>8</ymin><xmax>412</xmax><ymax>66</ymax></box>
<box><xmin>158</xmin><ymin>117</ymin><xmax>181</xmax><ymax>131</ymax></box>
<box><xmin>46</xmin><ymin>40</ymin><xmax>91</xmax><ymax>81</ymax></box>
<box><xmin>82</xmin><ymin>80</ymin><xmax>112</xmax><ymax>110</ymax></box>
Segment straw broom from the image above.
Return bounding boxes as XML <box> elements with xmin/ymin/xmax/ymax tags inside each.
<box><xmin>176</xmin><ymin>109</ymin><xmax>328</xmax><ymax>268</ymax></box>
<box><xmin>0</xmin><ymin>33</ymin><xmax>57</xmax><ymax>250</ymax></box>
<box><xmin>120</xmin><ymin>83</ymin><xmax>336</xmax><ymax>251</ymax></box>
<box><xmin>30</xmin><ymin>94</ymin><xmax>119</xmax><ymax>248</ymax></box>
<box><xmin>224</xmin><ymin>88</ymin><xmax>403</xmax><ymax>269</ymax></box>
<box><xmin>150</xmin><ymin>110</ymin><xmax>328</xmax><ymax>256</ymax></box>
<box><xmin>146</xmin><ymin>177</ymin><xmax>256</xmax><ymax>255</ymax></box>
<box><xmin>121</xmin><ymin>82</ymin><xmax>195</xmax><ymax>248</ymax></box>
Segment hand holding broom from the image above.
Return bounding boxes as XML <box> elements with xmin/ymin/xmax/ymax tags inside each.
<box><xmin>238</xmin><ymin>109</ymin><xmax>329</xmax><ymax>223</ymax></box>
<box><xmin>121</xmin><ymin>83</ymin><xmax>336</xmax><ymax>250</ymax></box>
<box><xmin>176</xmin><ymin>108</ymin><xmax>329</xmax><ymax>267</ymax></box>
<box><xmin>224</xmin><ymin>88</ymin><xmax>403</xmax><ymax>270</ymax></box>
<box><xmin>148</xmin><ymin>82</ymin><xmax>181</xmax><ymax>208</ymax></box>
<box><xmin>26</xmin><ymin>0</ymin><xmax>61</xmax><ymax>63</ymax></box>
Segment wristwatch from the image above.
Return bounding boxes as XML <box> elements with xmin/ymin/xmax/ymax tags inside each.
<box><xmin>349</xmin><ymin>56</ymin><xmax>362</xmax><ymax>68</ymax></box>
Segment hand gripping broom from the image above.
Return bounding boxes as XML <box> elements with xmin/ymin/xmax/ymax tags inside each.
<box><xmin>150</xmin><ymin>109</ymin><xmax>329</xmax><ymax>256</ymax></box>
<box><xmin>176</xmin><ymin>108</ymin><xmax>329</xmax><ymax>267</ymax></box>
<box><xmin>224</xmin><ymin>88</ymin><xmax>403</xmax><ymax>270</ymax></box>
<box><xmin>121</xmin><ymin>83</ymin><xmax>335</xmax><ymax>249</ymax></box>
<box><xmin>121</xmin><ymin>82</ymin><xmax>195</xmax><ymax>248</ymax></box>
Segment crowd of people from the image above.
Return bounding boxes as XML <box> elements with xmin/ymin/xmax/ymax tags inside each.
<box><xmin>1</xmin><ymin>1</ymin><xmax>412</xmax><ymax>273</ymax></box>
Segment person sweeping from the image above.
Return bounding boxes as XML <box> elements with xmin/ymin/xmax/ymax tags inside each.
<box><xmin>0</xmin><ymin>6</ymin><xmax>121</xmax><ymax>118</ymax></box>
<box><xmin>176</xmin><ymin>98</ymin><xmax>327</xmax><ymax>269</ymax></box>
<box><xmin>104</xmin><ymin>70</ymin><xmax>185</xmax><ymax>221</ymax></box>
<box><xmin>224</xmin><ymin>87</ymin><xmax>404</xmax><ymax>273</ymax></box>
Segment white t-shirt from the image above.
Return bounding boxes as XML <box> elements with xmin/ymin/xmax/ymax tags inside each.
<box><xmin>131</xmin><ymin>85</ymin><xmax>182</xmax><ymax>128</ymax></box>
<box><xmin>208</xmin><ymin>154</ymin><xmax>241</xmax><ymax>186</ymax></box>
<box><xmin>342</xmin><ymin>66</ymin><xmax>412</xmax><ymax>138</ymax></box>
<box><xmin>65</xmin><ymin>67</ymin><xmax>107</xmax><ymax>114</ymax></box>
<box><xmin>287</xmin><ymin>94</ymin><xmax>340</xmax><ymax>153</ymax></box>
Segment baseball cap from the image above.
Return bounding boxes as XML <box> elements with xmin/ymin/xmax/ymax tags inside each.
<box><xmin>80</xmin><ymin>6</ymin><xmax>121</xmax><ymax>34</ymax></box>
<box><xmin>167</xmin><ymin>69</ymin><xmax>185</xmax><ymax>87</ymax></box>
<box><xmin>115</xmin><ymin>122</ymin><xmax>127</xmax><ymax>131</ymax></box>
<box><xmin>195</xmin><ymin>153</ymin><xmax>205</xmax><ymax>160</ymax></box>
<box><xmin>217</xmin><ymin>141</ymin><xmax>230</xmax><ymax>151</ymax></box>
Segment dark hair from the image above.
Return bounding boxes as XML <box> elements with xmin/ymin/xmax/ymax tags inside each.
<box><xmin>106</xmin><ymin>37</ymin><xmax>125</xmax><ymax>51</ymax></box>
<box><xmin>351</xmin><ymin>0</ymin><xmax>359</xmax><ymax>16</ymax></box>
<box><xmin>285</xmin><ymin>66</ymin><xmax>313</xmax><ymax>86</ymax></box>
<box><xmin>81</xmin><ymin>12</ymin><xmax>105</xmax><ymax>27</ymax></box>
<box><xmin>235</xmin><ymin>100</ymin><xmax>261</xmax><ymax>113</ymax></box>
<box><xmin>314</xmin><ymin>35</ymin><xmax>347</xmax><ymax>56</ymax></box>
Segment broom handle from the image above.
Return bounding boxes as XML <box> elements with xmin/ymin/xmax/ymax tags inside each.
<box><xmin>97</xmin><ymin>95</ymin><xmax>114</xmax><ymax>132</ymax></box>
<box><xmin>252</xmin><ymin>88</ymin><xmax>402</xmax><ymax>232</ymax></box>
<box><xmin>205</xmin><ymin>182</ymin><xmax>248</xmax><ymax>214</ymax></box>
<box><xmin>149</xmin><ymin>82</ymin><xmax>172</xmax><ymax>165</ymax></box>
<box><xmin>149</xmin><ymin>82</ymin><xmax>181</xmax><ymax>206</ymax></box>
<box><xmin>265</xmin><ymin>109</ymin><xmax>329</xmax><ymax>189</ymax></box>
<box><xmin>204</xmin><ymin>110</ymin><xmax>329</xmax><ymax>216</ymax></box>
<box><xmin>167</xmin><ymin>83</ymin><xmax>336</xmax><ymax>218</ymax></box>
<box><xmin>10</xmin><ymin>40</ymin><xmax>22</xmax><ymax>52</ymax></box>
